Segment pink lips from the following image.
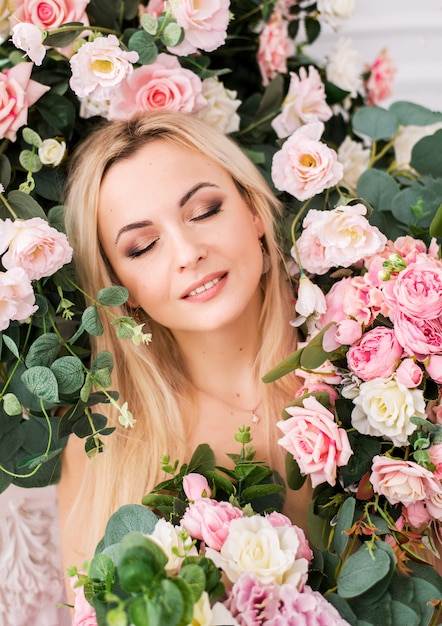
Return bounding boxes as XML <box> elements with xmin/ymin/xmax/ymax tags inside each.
<box><xmin>181</xmin><ymin>272</ymin><xmax>227</xmax><ymax>300</ymax></box>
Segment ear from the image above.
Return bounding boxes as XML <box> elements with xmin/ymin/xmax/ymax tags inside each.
<box><xmin>252</xmin><ymin>213</ymin><xmax>265</xmax><ymax>239</ymax></box>
<box><xmin>127</xmin><ymin>294</ymin><xmax>139</xmax><ymax>309</ymax></box>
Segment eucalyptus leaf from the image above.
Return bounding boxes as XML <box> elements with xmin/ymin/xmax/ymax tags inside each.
<box><xmin>178</xmin><ymin>564</ymin><xmax>205</xmax><ymax>604</ymax></box>
<box><xmin>140</xmin><ymin>13</ymin><xmax>158</xmax><ymax>34</ymax></box>
<box><xmin>356</xmin><ymin>169</ymin><xmax>400</xmax><ymax>213</ymax></box>
<box><xmin>25</xmin><ymin>333</ymin><xmax>61</xmax><ymax>368</ymax></box>
<box><xmin>2</xmin><ymin>334</ymin><xmax>20</xmax><ymax>359</ymax></box>
<box><xmin>92</xmin><ymin>367</ymin><xmax>112</xmax><ymax>389</ymax></box>
<box><xmin>21</xmin><ymin>366</ymin><xmax>60</xmax><ymax>403</ymax></box>
<box><xmin>128</xmin><ymin>30</ymin><xmax>158</xmax><ymax>65</ymax></box>
<box><xmin>334</xmin><ymin>497</ymin><xmax>356</xmax><ymax>556</ymax></box>
<box><xmin>161</xmin><ymin>22</ymin><xmax>184</xmax><ymax>48</ymax></box>
<box><xmin>7</xmin><ymin>190</ymin><xmax>47</xmax><ymax>220</ymax></box>
<box><xmin>410</xmin><ymin>129</ymin><xmax>442</xmax><ymax>177</ymax></box>
<box><xmin>19</xmin><ymin>149</ymin><xmax>42</xmax><ymax>173</ymax></box>
<box><xmin>22</xmin><ymin>127</ymin><xmax>42</xmax><ymax>148</ymax></box>
<box><xmin>352</xmin><ymin>106</ymin><xmax>399</xmax><ymax>141</ymax></box>
<box><xmin>50</xmin><ymin>356</ymin><xmax>84</xmax><ymax>394</ymax></box>
<box><xmin>101</xmin><ymin>504</ymin><xmax>159</xmax><ymax>548</ymax></box>
<box><xmin>337</xmin><ymin>544</ymin><xmax>392</xmax><ymax>598</ymax></box>
<box><xmin>389</xmin><ymin>101</ymin><xmax>442</xmax><ymax>126</ymax></box>
<box><xmin>97</xmin><ymin>286</ymin><xmax>129</xmax><ymax>307</ymax></box>
<box><xmin>89</xmin><ymin>553</ymin><xmax>116</xmax><ymax>583</ymax></box>
<box><xmin>82</xmin><ymin>305</ymin><xmax>104</xmax><ymax>336</ymax></box>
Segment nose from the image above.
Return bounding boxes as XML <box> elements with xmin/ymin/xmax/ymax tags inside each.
<box><xmin>172</xmin><ymin>227</ymin><xmax>208</xmax><ymax>272</ymax></box>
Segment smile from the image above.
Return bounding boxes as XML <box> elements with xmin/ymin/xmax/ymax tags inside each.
<box><xmin>188</xmin><ymin>276</ymin><xmax>222</xmax><ymax>297</ymax></box>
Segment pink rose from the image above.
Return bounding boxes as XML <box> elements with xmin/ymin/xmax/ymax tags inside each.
<box><xmin>393</xmin><ymin>311</ymin><xmax>442</xmax><ymax>358</ymax></box>
<box><xmin>277</xmin><ymin>395</ymin><xmax>353</xmax><ymax>487</ymax></box>
<box><xmin>69</xmin><ymin>35</ymin><xmax>139</xmax><ymax>100</ymax></box>
<box><xmin>383</xmin><ymin>261</ymin><xmax>442</xmax><ymax>320</ymax></box>
<box><xmin>425</xmin><ymin>355</ymin><xmax>442</xmax><ymax>383</ymax></box>
<box><xmin>370</xmin><ymin>455</ymin><xmax>442</xmax><ymax>506</ymax></box>
<box><xmin>180</xmin><ymin>498</ymin><xmax>243</xmax><ymax>550</ymax></box>
<box><xmin>395</xmin><ymin>358</ymin><xmax>423</xmax><ymax>387</ymax></box>
<box><xmin>429</xmin><ymin>444</ymin><xmax>442</xmax><ymax>480</ymax></box>
<box><xmin>272</xmin><ymin>66</ymin><xmax>333</xmax><ymax>138</ymax></box>
<box><xmin>183</xmin><ymin>473</ymin><xmax>212</xmax><ymax>500</ymax></box>
<box><xmin>347</xmin><ymin>327</ymin><xmax>402</xmax><ymax>381</ymax></box>
<box><xmin>364</xmin><ymin>48</ymin><xmax>396</xmax><ymax>106</ymax></box>
<box><xmin>168</xmin><ymin>0</ymin><xmax>230</xmax><ymax>55</ymax></box>
<box><xmin>71</xmin><ymin>577</ymin><xmax>98</xmax><ymax>626</ymax></box>
<box><xmin>257</xmin><ymin>11</ymin><xmax>294</xmax><ymax>86</ymax></box>
<box><xmin>404</xmin><ymin>501</ymin><xmax>432</xmax><ymax>528</ymax></box>
<box><xmin>0</xmin><ymin>63</ymin><xmax>49</xmax><ymax>141</ymax></box>
<box><xmin>297</xmin><ymin>204</ymin><xmax>387</xmax><ymax>275</ymax></box>
<box><xmin>322</xmin><ymin>319</ymin><xmax>363</xmax><ymax>351</ymax></box>
<box><xmin>272</xmin><ymin>122</ymin><xmax>343</xmax><ymax>201</ymax></box>
<box><xmin>295</xmin><ymin>380</ymin><xmax>339</xmax><ymax>404</ymax></box>
<box><xmin>143</xmin><ymin>0</ymin><xmax>165</xmax><ymax>18</ymax></box>
<box><xmin>425</xmin><ymin>492</ymin><xmax>442</xmax><ymax>521</ymax></box>
<box><xmin>0</xmin><ymin>267</ymin><xmax>38</xmax><ymax>330</ymax></box>
<box><xmin>108</xmin><ymin>53</ymin><xmax>207</xmax><ymax>120</ymax></box>
<box><xmin>0</xmin><ymin>217</ymin><xmax>72</xmax><ymax>280</ymax></box>
<box><xmin>10</xmin><ymin>0</ymin><xmax>89</xmax><ymax>30</ymax></box>
<box><xmin>321</xmin><ymin>277</ymin><xmax>373</xmax><ymax>327</ymax></box>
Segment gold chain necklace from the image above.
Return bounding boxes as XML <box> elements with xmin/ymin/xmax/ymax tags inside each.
<box><xmin>199</xmin><ymin>391</ymin><xmax>261</xmax><ymax>424</ymax></box>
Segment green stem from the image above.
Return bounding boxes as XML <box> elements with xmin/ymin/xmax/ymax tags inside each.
<box><xmin>0</xmin><ymin>190</ymin><xmax>18</xmax><ymax>218</ymax></box>
<box><xmin>237</xmin><ymin>110</ymin><xmax>278</xmax><ymax>136</ymax></box>
<box><xmin>0</xmin><ymin>321</ymin><xmax>33</xmax><ymax>400</ymax></box>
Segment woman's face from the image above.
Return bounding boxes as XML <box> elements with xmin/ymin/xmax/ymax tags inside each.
<box><xmin>97</xmin><ymin>140</ymin><xmax>265</xmax><ymax>338</ymax></box>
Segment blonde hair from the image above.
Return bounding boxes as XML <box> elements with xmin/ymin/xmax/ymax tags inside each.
<box><xmin>63</xmin><ymin>111</ymin><xmax>298</xmax><ymax>554</ymax></box>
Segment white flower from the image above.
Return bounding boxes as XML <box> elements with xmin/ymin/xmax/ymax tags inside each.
<box><xmin>351</xmin><ymin>375</ymin><xmax>427</xmax><ymax>447</ymax></box>
<box><xmin>79</xmin><ymin>95</ymin><xmax>111</xmax><ymax>120</ymax></box>
<box><xmin>317</xmin><ymin>0</ymin><xmax>355</xmax><ymax>29</ymax></box>
<box><xmin>11</xmin><ymin>22</ymin><xmax>46</xmax><ymax>66</ymax></box>
<box><xmin>326</xmin><ymin>37</ymin><xmax>362</xmax><ymax>98</ymax></box>
<box><xmin>131</xmin><ymin>323</ymin><xmax>152</xmax><ymax>346</ymax></box>
<box><xmin>337</xmin><ymin>136</ymin><xmax>371</xmax><ymax>194</ymax></box>
<box><xmin>69</xmin><ymin>34</ymin><xmax>139</xmax><ymax>100</ymax></box>
<box><xmin>115</xmin><ymin>400</ymin><xmax>136</xmax><ymax>428</ymax></box>
<box><xmin>205</xmin><ymin>515</ymin><xmax>309</xmax><ymax>587</ymax></box>
<box><xmin>150</xmin><ymin>519</ymin><xmax>197</xmax><ymax>574</ymax></box>
<box><xmin>295</xmin><ymin>274</ymin><xmax>327</xmax><ymax>318</ymax></box>
<box><xmin>394</xmin><ymin>123</ymin><xmax>442</xmax><ymax>169</ymax></box>
<box><xmin>195</xmin><ymin>78</ymin><xmax>241</xmax><ymax>134</ymax></box>
<box><xmin>38</xmin><ymin>138</ymin><xmax>66</xmax><ymax>166</ymax></box>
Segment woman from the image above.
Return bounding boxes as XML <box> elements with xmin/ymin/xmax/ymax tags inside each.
<box><xmin>58</xmin><ymin>111</ymin><xmax>311</xmax><ymax>581</ymax></box>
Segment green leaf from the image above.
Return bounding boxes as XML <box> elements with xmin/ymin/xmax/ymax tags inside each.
<box><xmin>21</xmin><ymin>366</ymin><xmax>59</xmax><ymax>403</ymax></box>
<box><xmin>101</xmin><ymin>504</ymin><xmax>159</xmax><ymax>548</ymax></box>
<box><xmin>7</xmin><ymin>190</ymin><xmax>47</xmax><ymax>220</ymax></box>
<box><xmin>22</xmin><ymin>127</ymin><xmax>42</xmax><ymax>148</ymax></box>
<box><xmin>352</xmin><ymin>106</ymin><xmax>399</xmax><ymax>141</ymax></box>
<box><xmin>241</xmin><ymin>483</ymin><xmax>285</xmax><ymax>501</ymax></box>
<box><xmin>2</xmin><ymin>393</ymin><xmax>22</xmax><ymax>416</ymax></box>
<box><xmin>389</xmin><ymin>101</ymin><xmax>442</xmax><ymax>126</ymax></box>
<box><xmin>334</xmin><ymin>497</ymin><xmax>356</xmax><ymax>557</ymax></box>
<box><xmin>410</xmin><ymin>129</ymin><xmax>442</xmax><ymax>177</ymax></box>
<box><xmin>391</xmin><ymin>179</ymin><xmax>442</xmax><ymax>228</ymax></box>
<box><xmin>337</xmin><ymin>544</ymin><xmax>392</xmax><ymax>598</ymax></box>
<box><xmin>82</xmin><ymin>305</ymin><xmax>104</xmax><ymax>336</ymax></box>
<box><xmin>300</xmin><ymin>323</ymin><xmax>337</xmax><ymax>370</ymax></box>
<box><xmin>262</xmin><ymin>347</ymin><xmax>303</xmax><ymax>382</ymax></box>
<box><xmin>178</xmin><ymin>564</ymin><xmax>205</xmax><ymax>604</ymax></box>
<box><xmin>25</xmin><ymin>333</ymin><xmax>61</xmax><ymax>368</ymax></box>
<box><xmin>0</xmin><ymin>154</ymin><xmax>11</xmax><ymax>189</ymax></box>
<box><xmin>140</xmin><ymin>13</ymin><xmax>158</xmax><ymax>34</ymax></box>
<box><xmin>97</xmin><ymin>286</ymin><xmax>129</xmax><ymax>307</ymax></box>
<box><xmin>128</xmin><ymin>30</ymin><xmax>158</xmax><ymax>65</ymax></box>
<box><xmin>304</xmin><ymin>16</ymin><xmax>320</xmax><ymax>44</ymax></box>
<box><xmin>161</xmin><ymin>22</ymin><xmax>184</xmax><ymax>48</ymax></box>
<box><xmin>50</xmin><ymin>356</ymin><xmax>84</xmax><ymax>394</ymax></box>
<box><xmin>285</xmin><ymin>453</ymin><xmax>306</xmax><ymax>490</ymax></box>
<box><xmin>92</xmin><ymin>351</ymin><xmax>114</xmax><ymax>374</ymax></box>
<box><xmin>89</xmin><ymin>553</ymin><xmax>116</xmax><ymax>582</ymax></box>
<box><xmin>3</xmin><ymin>334</ymin><xmax>20</xmax><ymax>359</ymax></box>
<box><xmin>36</xmin><ymin>92</ymin><xmax>76</xmax><ymax>137</ymax></box>
<box><xmin>187</xmin><ymin>443</ymin><xmax>216</xmax><ymax>474</ymax></box>
<box><xmin>356</xmin><ymin>169</ymin><xmax>400</xmax><ymax>212</ymax></box>
<box><xmin>92</xmin><ymin>367</ymin><xmax>112</xmax><ymax>389</ymax></box>
<box><xmin>44</xmin><ymin>22</ymin><xmax>86</xmax><ymax>47</ymax></box>
<box><xmin>340</xmin><ymin>431</ymin><xmax>382</xmax><ymax>487</ymax></box>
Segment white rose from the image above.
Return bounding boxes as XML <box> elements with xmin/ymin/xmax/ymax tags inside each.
<box><xmin>351</xmin><ymin>375</ymin><xmax>427</xmax><ymax>447</ymax></box>
<box><xmin>195</xmin><ymin>78</ymin><xmax>241</xmax><ymax>134</ymax></box>
<box><xmin>79</xmin><ymin>95</ymin><xmax>110</xmax><ymax>120</ymax></box>
<box><xmin>11</xmin><ymin>22</ymin><xmax>46</xmax><ymax>66</ymax></box>
<box><xmin>326</xmin><ymin>37</ymin><xmax>362</xmax><ymax>98</ymax></box>
<box><xmin>317</xmin><ymin>0</ymin><xmax>355</xmax><ymax>29</ymax></box>
<box><xmin>38</xmin><ymin>138</ymin><xmax>66</xmax><ymax>166</ymax></box>
<box><xmin>394</xmin><ymin>122</ymin><xmax>442</xmax><ymax>169</ymax></box>
<box><xmin>337</xmin><ymin>136</ymin><xmax>371</xmax><ymax>194</ymax></box>
<box><xmin>149</xmin><ymin>518</ymin><xmax>198</xmax><ymax>574</ymax></box>
<box><xmin>205</xmin><ymin>516</ymin><xmax>308</xmax><ymax>587</ymax></box>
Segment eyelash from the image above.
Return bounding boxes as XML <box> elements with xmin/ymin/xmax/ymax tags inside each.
<box><xmin>128</xmin><ymin>201</ymin><xmax>222</xmax><ymax>259</ymax></box>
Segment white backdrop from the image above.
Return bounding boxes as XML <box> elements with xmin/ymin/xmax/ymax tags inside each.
<box><xmin>308</xmin><ymin>0</ymin><xmax>442</xmax><ymax>111</ymax></box>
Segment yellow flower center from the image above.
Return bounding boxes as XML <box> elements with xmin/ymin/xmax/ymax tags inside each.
<box><xmin>300</xmin><ymin>153</ymin><xmax>317</xmax><ymax>167</ymax></box>
<box><xmin>91</xmin><ymin>59</ymin><xmax>114</xmax><ymax>75</ymax></box>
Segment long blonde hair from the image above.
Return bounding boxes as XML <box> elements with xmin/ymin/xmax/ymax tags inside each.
<box><xmin>63</xmin><ymin>111</ymin><xmax>298</xmax><ymax>553</ymax></box>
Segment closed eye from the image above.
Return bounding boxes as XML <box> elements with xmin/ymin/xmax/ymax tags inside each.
<box><xmin>128</xmin><ymin>239</ymin><xmax>158</xmax><ymax>259</ymax></box>
<box><xmin>191</xmin><ymin>201</ymin><xmax>222</xmax><ymax>222</ymax></box>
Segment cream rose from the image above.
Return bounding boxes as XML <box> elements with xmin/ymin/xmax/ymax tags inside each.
<box><xmin>38</xmin><ymin>138</ymin><xmax>66</xmax><ymax>166</ymax></box>
<box><xmin>205</xmin><ymin>515</ymin><xmax>309</xmax><ymax>588</ymax></box>
<box><xmin>149</xmin><ymin>519</ymin><xmax>197</xmax><ymax>574</ymax></box>
<box><xmin>195</xmin><ymin>77</ymin><xmax>241</xmax><ymax>134</ymax></box>
<box><xmin>337</xmin><ymin>136</ymin><xmax>371</xmax><ymax>194</ymax></box>
<box><xmin>394</xmin><ymin>122</ymin><xmax>442</xmax><ymax>169</ymax></box>
<box><xmin>317</xmin><ymin>0</ymin><xmax>355</xmax><ymax>29</ymax></box>
<box><xmin>351</xmin><ymin>375</ymin><xmax>427</xmax><ymax>447</ymax></box>
<box><xmin>326</xmin><ymin>37</ymin><xmax>362</xmax><ymax>98</ymax></box>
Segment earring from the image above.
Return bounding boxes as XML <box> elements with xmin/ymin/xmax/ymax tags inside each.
<box><xmin>133</xmin><ymin>306</ymin><xmax>144</xmax><ymax>324</ymax></box>
<box><xmin>260</xmin><ymin>239</ymin><xmax>271</xmax><ymax>274</ymax></box>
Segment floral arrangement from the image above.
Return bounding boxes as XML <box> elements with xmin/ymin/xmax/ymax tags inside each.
<box><xmin>1</xmin><ymin>0</ymin><xmax>442</xmax><ymax>623</ymax></box>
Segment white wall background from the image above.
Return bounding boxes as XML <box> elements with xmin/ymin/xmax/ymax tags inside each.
<box><xmin>307</xmin><ymin>0</ymin><xmax>442</xmax><ymax>111</ymax></box>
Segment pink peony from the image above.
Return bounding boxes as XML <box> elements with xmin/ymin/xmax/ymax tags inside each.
<box><xmin>107</xmin><ymin>53</ymin><xmax>207</xmax><ymax>120</ymax></box>
<box><xmin>370</xmin><ymin>456</ymin><xmax>442</xmax><ymax>506</ymax></box>
<box><xmin>296</xmin><ymin>204</ymin><xmax>387</xmax><ymax>275</ymax></box>
<box><xmin>182</xmin><ymin>473</ymin><xmax>212</xmax><ymax>500</ymax></box>
<box><xmin>226</xmin><ymin>573</ymin><xmax>280</xmax><ymax>625</ymax></box>
<box><xmin>393</xmin><ymin>311</ymin><xmax>442</xmax><ymax>358</ymax></box>
<box><xmin>382</xmin><ymin>261</ymin><xmax>442</xmax><ymax>320</ymax></box>
<box><xmin>10</xmin><ymin>0</ymin><xmax>89</xmax><ymax>30</ymax></box>
<box><xmin>180</xmin><ymin>498</ymin><xmax>243</xmax><ymax>550</ymax></box>
<box><xmin>364</xmin><ymin>48</ymin><xmax>396</xmax><ymax>106</ymax></box>
<box><xmin>321</xmin><ymin>277</ymin><xmax>374</xmax><ymax>327</ymax></box>
<box><xmin>0</xmin><ymin>63</ymin><xmax>49</xmax><ymax>141</ymax></box>
<box><xmin>167</xmin><ymin>0</ymin><xmax>230</xmax><ymax>55</ymax></box>
<box><xmin>0</xmin><ymin>267</ymin><xmax>38</xmax><ymax>330</ymax></box>
<box><xmin>257</xmin><ymin>11</ymin><xmax>294</xmax><ymax>86</ymax></box>
<box><xmin>272</xmin><ymin>582</ymin><xmax>351</xmax><ymax>625</ymax></box>
<box><xmin>272</xmin><ymin>66</ymin><xmax>333</xmax><ymax>138</ymax></box>
<box><xmin>277</xmin><ymin>395</ymin><xmax>353</xmax><ymax>487</ymax></box>
<box><xmin>71</xmin><ymin>578</ymin><xmax>98</xmax><ymax>626</ymax></box>
<box><xmin>347</xmin><ymin>327</ymin><xmax>402</xmax><ymax>381</ymax></box>
<box><xmin>0</xmin><ymin>217</ymin><xmax>72</xmax><ymax>280</ymax></box>
<box><xmin>69</xmin><ymin>35</ymin><xmax>139</xmax><ymax>100</ymax></box>
<box><xmin>395</xmin><ymin>358</ymin><xmax>423</xmax><ymax>388</ymax></box>
<box><xmin>272</xmin><ymin>122</ymin><xmax>343</xmax><ymax>201</ymax></box>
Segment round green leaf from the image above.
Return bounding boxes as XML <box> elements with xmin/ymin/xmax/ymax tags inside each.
<box><xmin>82</xmin><ymin>305</ymin><xmax>104</xmax><ymax>336</ymax></box>
<box><xmin>128</xmin><ymin>30</ymin><xmax>158</xmax><ymax>65</ymax></box>
<box><xmin>352</xmin><ymin>106</ymin><xmax>399</xmax><ymax>141</ymax></box>
<box><xmin>356</xmin><ymin>169</ymin><xmax>400</xmax><ymax>212</ymax></box>
<box><xmin>7</xmin><ymin>190</ymin><xmax>47</xmax><ymax>220</ymax></box>
<box><xmin>102</xmin><ymin>505</ymin><xmax>159</xmax><ymax>547</ymax></box>
<box><xmin>140</xmin><ymin>13</ymin><xmax>158</xmax><ymax>34</ymax></box>
<box><xmin>22</xmin><ymin>127</ymin><xmax>42</xmax><ymax>148</ymax></box>
<box><xmin>89</xmin><ymin>553</ymin><xmax>116</xmax><ymax>582</ymax></box>
<box><xmin>389</xmin><ymin>101</ymin><xmax>442</xmax><ymax>126</ymax></box>
<box><xmin>337</xmin><ymin>544</ymin><xmax>392</xmax><ymax>598</ymax></box>
<box><xmin>161</xmin><ymin>22</ymin><xmax>184</xmax><ymax>48</ymax></box>
<box><xmin>97</xmin><ymin>286</ymin><xmax>129</xmax><ymax>307</ymax></box>
<box><xmin>410</xmin><ymin>129</ymin><xmax>442</xmax><ymax>177</ymax></box>
<box><xmin>25</xmin><ymin>333</ymin><xmax>61</xmax><ymax>368</ymax></box>
<box><xmin>334</xmin><ymin>497</ymin><xmax>356</xmax><ymax>556</ymax></box>
<box><xmin>92</xmin><ymin>350</ymin><xmax>114</xmax><ymax>374</ymax></box>
<box><xmin>3</xmin><ymin>393</ymin><xmax>22</xmax><ymax>416</ymax></box>
<box><xmin>50</xmin><ymin>356</ymin><xmax>85</xmax><ymax>394</ymax></box>
<box><xmin>21</xmin><ymin>366</ymin><xmax>60</xmax><ymax>403</ymax></box>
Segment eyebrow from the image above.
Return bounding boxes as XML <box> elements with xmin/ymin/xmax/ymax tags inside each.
<box><xmin>114</xmin><ymin>181</ymin><xmax>219</xmax><ymax>244</ymax></box>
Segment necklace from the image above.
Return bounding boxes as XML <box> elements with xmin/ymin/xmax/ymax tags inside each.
<box><xmin>199</xmin><ymin>390</ymin><xmax>261</xmax><ymax>424</ymax></box>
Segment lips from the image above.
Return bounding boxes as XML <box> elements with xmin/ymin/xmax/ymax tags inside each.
<box><xmin>181</xmin><ymin>272</ymin><xmax>227</xmax><ymax>299</ymax></box>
